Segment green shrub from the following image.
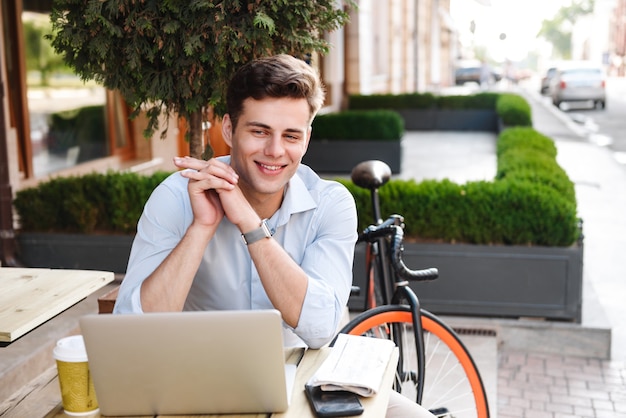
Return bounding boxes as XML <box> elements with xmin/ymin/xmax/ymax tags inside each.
<box><xmin>496</xmin><ymin>129</ymin><xmax>575</xmax><ymax>203</ymax></box>
<box><xmin>464</xmin><ymin>92</ymin><xmax>500</xmax><ymax>109</ymax></box>
<box><xmin>347</xmin><ymin>92</ymin><xmax>531</xmax><ymax>129</ymax></box>
<box><xmin>497</xmin><ymin>127</ymin><xmax>556</xmax><ymax>158</ymax></box>
<box><xmin>14</xmin><ymin>102</ymin><xmax>578</xmax><ymax>246</ymax></box>
<box><xmin>14</xmin><ymin>171</ymin><xmax>171</xmax><ymax>234</ymax></box>
<box><xmin>349</xmin><ymin>93</ymin><xmax>437</xmax><ymax>110</ymax></box>
<box><xmin>435</xmin><ymin>92</ymin><xmax>499</xmax><ymax>110</ymax></box>
<box><xmin>496</xmin><ymin>93</ymin><xmax>532</xmax><ymax>127</ymax></box>
<box><xmin>338</xmin><ymin>126</ymin><xmax>579</xmax><ymax>247</ymax></box>
<box><xmin>311</xmin><ymin>110</ymin><xmax>404</xmax><ymax>141</ymax></box>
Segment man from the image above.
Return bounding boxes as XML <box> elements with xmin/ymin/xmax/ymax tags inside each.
<box><xmin>114</xmin><ymin>54</ymin><xmax>434</xmax><ymax>418</ymax></box>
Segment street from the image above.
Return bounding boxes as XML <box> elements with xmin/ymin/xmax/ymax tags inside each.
<box><xmin>543</xmin><ymin>76</ymin><xmax>626</xmax><ymax>165</ymax></box>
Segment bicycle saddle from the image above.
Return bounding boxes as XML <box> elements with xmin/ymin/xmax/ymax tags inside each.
<box><xmin>350</xmin><ymin>160</ymin><xmax>391</xmax><ymax>190</ymax></box>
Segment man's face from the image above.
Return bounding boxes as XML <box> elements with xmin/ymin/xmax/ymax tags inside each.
<box><xmin>223</xmin><ymin>97</ymin><xmax>312</xmax><ymax>204</ymax></box>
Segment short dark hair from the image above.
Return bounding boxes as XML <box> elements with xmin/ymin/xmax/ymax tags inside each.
<box><xmin>226</xmin><ymin>54</ymin><xmax>325</xmax><ymax>129</ymax></box>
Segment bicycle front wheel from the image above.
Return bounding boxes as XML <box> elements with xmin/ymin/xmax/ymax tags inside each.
<box><xmin>340</xmin><ymin>305</ymin><xmax>490</xmax><ymax>418</ymax></box>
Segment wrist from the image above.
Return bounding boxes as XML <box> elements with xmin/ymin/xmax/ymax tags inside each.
<box><xmin>241</xmin><ymin>219</ymin><xmax>272</xmax><ymax>245</ymax></box>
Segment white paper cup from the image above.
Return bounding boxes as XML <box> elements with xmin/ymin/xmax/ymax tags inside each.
<box><xmin>53</xmin><ymin>335</ymin><xmax>99</xmax><ymax>416</ymax></box>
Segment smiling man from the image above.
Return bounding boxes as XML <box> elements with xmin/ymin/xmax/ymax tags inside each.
<box><xmin>113</xmin><ymin>54</ymin><xmax>434</xmax><ymax>418</ymax></box>
<box><xmin>114</xmin><ymin>54</ymin><xmax>357</xmax><ymax>349</ymax></box>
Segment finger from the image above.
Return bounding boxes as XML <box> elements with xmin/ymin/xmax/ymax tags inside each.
<box><xmin>180</xmin><ymin>169</ymin><xmax>236</xmax><ymax>190</ymax></box>
<box><xmin>173</xmin><ymin>156</ymin><xmax>212</xmax><ymax>171</ymax></box>
<box><xmin>174</xmin><ymin>156</ymin><xmax>238</xmax><ymax>182</ymax></box>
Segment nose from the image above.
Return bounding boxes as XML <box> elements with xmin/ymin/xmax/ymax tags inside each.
<box><xmin>264</xmin><ymin>134</ymin><xmax>285</xmax><ymax>157</ymax></box>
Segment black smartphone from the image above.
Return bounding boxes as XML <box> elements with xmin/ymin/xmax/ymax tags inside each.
<box><xmin>304</xmin><ymin>384</ymin><xmax>364</xmax><ymax>417</ymax></box>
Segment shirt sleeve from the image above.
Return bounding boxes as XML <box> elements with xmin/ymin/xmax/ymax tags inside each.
<box><xmin>113</xmin><ymin>173</ymin><xmax>192</xmax><ymax>314</ymax></box>
<box><xmin>292</xmin><ymin>183</ymin><xmax>358</xmax><ymax>348</ymax></box>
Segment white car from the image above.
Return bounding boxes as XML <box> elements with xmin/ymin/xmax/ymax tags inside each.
<box><xmin>550</xmin><ymin>63</ymin><xmax>606</xmax><ymax>109</ymax></box>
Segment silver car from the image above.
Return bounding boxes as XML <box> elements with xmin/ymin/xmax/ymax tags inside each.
<box><xmin>550</xmin><ymin>64</ymin><xmax>606</xmax><ymax>109</ymax></box>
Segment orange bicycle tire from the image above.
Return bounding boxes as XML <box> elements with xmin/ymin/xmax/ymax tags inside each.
<box><xmin>342</xmin><ymin>306</ymin><xmax>490</xmax><ymax>418</ymax></box>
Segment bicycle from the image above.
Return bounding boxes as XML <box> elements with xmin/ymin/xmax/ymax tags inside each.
<box><xmin>337</xmin><ymin>160</ymin><xmax>490</xmax><ymax>418</ymax></box>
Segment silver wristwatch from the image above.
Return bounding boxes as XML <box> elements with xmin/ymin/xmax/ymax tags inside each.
<box><xmin>241</xmin><ymin>219</ymin><xmax>272</xmax><ymax>245</ymax></box>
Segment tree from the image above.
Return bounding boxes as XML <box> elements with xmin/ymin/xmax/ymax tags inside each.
<box><xmin>23</xmin><ymin>16</ymin><xmax>66</xmax><ymax>86</ymax></box>
<box><xmin>48</xmin><ymin>0</ymin><xmax>353</xmax><ymax>159</ymax></box>
<box><xmin>537</xmin><ymin>0</ymin><xmax>594</xmax><ymax>59</ymax></box>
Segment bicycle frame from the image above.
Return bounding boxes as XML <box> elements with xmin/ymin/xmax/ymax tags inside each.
<box><xmin>351</xmin><ymin>160</ymin><xmax>433</xmax><ymax>404</ymax></box>
<box><xmin>364</xmin><ymin>224</ymin><xmax>428</xmax><ymax>403</ymax></box>
<box><xmin>348</xmin><ymin>161</ymin><xmax>489</xmax><ymax>416</ymax></box>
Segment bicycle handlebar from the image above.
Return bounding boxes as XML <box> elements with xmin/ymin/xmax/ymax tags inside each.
<box><xmin>358</xmin><ymin>221</ymin><xmax>439</xmax><ymax>283</ymax></box>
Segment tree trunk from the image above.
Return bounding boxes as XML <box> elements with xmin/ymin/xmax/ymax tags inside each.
<box><xmin>188</xmin><ymin>109</ymin><xmax>214</xmax><ymax>160</ymax></box>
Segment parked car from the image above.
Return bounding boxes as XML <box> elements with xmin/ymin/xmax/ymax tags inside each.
<box><xmin>454</xmin><ymin>66</ymin><xmax>502</xmax><ymax>85</ymax></box>
<box><xmin>549</xmin><ymin>63</ymin><xmax>606</xmax><ymax>109</ymax></box>
<box><xmin>540</xmin><ymin>67</ymin><xmax>557</xmax><ymax>95</ymax></box>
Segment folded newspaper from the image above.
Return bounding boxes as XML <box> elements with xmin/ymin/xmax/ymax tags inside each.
<box><xmin>307</xmin><ymin>333</ymin><xmax>396</xmax><ymax>397</ymax></box>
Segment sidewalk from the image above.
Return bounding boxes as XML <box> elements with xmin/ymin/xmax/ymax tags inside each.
<box><xmin>502</xmin><ymin>87</ymin><xmax>626</xmax><ymax>417</ymax></box>
<box><xmin>399</xmin><ymin>83</ymin><xmax>626</xmax><ymax>417</ymax></box>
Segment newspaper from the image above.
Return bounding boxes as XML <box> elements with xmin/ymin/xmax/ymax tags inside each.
<box><xmin>307</xmin><ymin>333</ymin><xmax>396</xmax><ymax>397</ymax></box>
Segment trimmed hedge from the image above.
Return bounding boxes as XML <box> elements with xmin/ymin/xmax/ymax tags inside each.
<box><xmin>338</xmin><ymin>126</ymin><xmax>579</xmax><ymax>247</ymax></box>
<box><xmin>14</xmin><ymin>171</ymin><xmax>171</xmax><ymax>234</ymax></box>
<box><xmin>349</xmin><ymin>92</ymin><xmax>501</xmax><ymax>110</ymax></box>
<box><xmin>348</xmin><ymin>92</ymin><xmax>532</xmax><ymax>128</ymax></box>
<box><xmin>310</xmin><ymin>92</ymin><xmax>531</xmax><ymax>142</ymax></box>
<box><xmin>349</xmin><ymin>92</ymin><xmax>437</xmax><ymax>110</ymax></box>
<box><xmin>13</xmin><ymin>94</ymin><xmax>577</xmax><ymax>247</ymax></box>
<box><xmin>310</xmin><ymin>110</ymin><xmax>404</xmax><ymax>141</ymax></box>
<box><xmin>495</xmin><ymin>93</ymin><xmax>532</xmax><ymax>127</ymax></box>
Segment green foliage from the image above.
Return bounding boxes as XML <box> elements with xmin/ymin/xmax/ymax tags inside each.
<box><xmin>311</xmin><ymin>110</ymin><xmax>404</xmax><ymax>141</ymax></box>
<box><xmin>537</xmin><ymin>0</ymin><xmax>594</xmax><ymax>59</ymax></box>
<box><xmin>435</xmin><ymin>93</ymin><xmax>500</xmax><ymax>109</ymax></box>
<box><xmin>347</xmin><ymin>92</ymin><xmax>532</xmax><ymax>128</ymax></box>
<box><xmin>349</xmin><ymin>92</ymin><xmax>500</xmax><ymax>111</ymax></box>
<box><xmin>464</xmin><ymin>92</ymin><xmax>501</xmax><ymax>109</ymax></box>
<box><xmin>14</xmin><ymin>171</ymin><xmax>171</xmax><ymax>234</ymax></box>
<box><xmin>46</xmin><ymin>105</ymin><xmax>106</xmax><ymax>155</ymax></box>
<box><xmin>337</xmin><ymin>126</ymin><xmax>579</xmax><ymax>247</ymax></box>
<box><xmin>497</xmin><ymin>127</ymin><xmax>557</xmax><ymax>158</ymax></box>
<box><xmin>47</xmin><ymin>0</ymin><xmax>354</xmax><ymax>149</ymax></box>
<box><xmin>496</xmin><ymin>94</ymin><xmax>532</xmax><ymax>127</ymax></box>
<box><xmin>22</xmin><ymin>17</ymin><xmax>67</xmax><ymax>86</ymax></box>
<box><xmin>348</xmin><ymin>93</ymin><xmax>437</xmax><ymax>110</ymax></box>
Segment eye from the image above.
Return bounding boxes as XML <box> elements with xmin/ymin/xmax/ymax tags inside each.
<box><xmin>284</xmin><ymin>132</ymin><xmax>302</xmax><ymax>142</ymax></box>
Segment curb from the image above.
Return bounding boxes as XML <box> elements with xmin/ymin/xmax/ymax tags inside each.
<box><xmin>520</xmin><ymin>88</ymin><xmax>588</xmax><ymax>138</ymax></box>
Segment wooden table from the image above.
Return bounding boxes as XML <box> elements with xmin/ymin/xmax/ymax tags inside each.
<box><xmin>0</xmin><ymin>268</ymin><xmax>115</xmax><ymax>343</ymax></box>
<box><xmin>19</xmin><ymin>346</ymin><xmax>399</xmax><ymax>418</ymax></box>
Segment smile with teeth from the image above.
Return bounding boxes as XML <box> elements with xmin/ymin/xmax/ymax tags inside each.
<box><xmin>259</xmin><ymin>163</ymin><xmax>283</xmax><ymax>171</ymax></box>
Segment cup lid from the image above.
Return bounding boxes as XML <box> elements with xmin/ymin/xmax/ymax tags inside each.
<box><xmin>53</xmin><ymin>335</ymin><xmax>88</xmax><ymax>362</ymax></box>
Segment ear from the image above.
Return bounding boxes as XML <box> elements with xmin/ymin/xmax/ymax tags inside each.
<box><xmin>222</xmin><ymin>114</ymin><xmax>234</xmax><ymax>148</ymax></box>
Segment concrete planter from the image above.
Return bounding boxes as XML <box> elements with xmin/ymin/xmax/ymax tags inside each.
<box><xmin>302</xmin><ymin>139</ymin><xmax>402</xmax><ymax>173</ymax></box>
<box><xmin>349</xmin><ymin>237</ymin><xmax>584</xmax><ymax>322</ymax></box>
<box><xmin>16</xmin><ymin>232</ymin><xmax>133</xmax><ymax>274</ymax></box>
<box><xmin>397</xmin><ymin>109</ymin><xmax>498</xmax><ymax>131</ymax></box>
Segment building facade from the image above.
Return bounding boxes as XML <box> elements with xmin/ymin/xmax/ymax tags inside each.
<box><xmin>0</xmin><ymin>0</ymin><xmax>453</xmax><ymax>263</ymax></box>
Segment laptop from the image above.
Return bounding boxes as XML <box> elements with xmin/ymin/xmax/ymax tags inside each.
<box><xmin>79</xmin><ymin>309</ymin><xmax>297</xmax><ymax>416</ymax></box>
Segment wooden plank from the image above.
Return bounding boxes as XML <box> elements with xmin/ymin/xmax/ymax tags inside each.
<box><xmin>0</xmin><ymin>366</ymin><xmax>61</xmax><ymax>418</ymax></box>
<box><xmin>0</xmin><ymin>268</ymin><xmax>114</xmax><ymax>342</ymax></box>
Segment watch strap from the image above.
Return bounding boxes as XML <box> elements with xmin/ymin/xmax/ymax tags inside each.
<box><xmin>241</xmin><ymin>219</ymin><xmax>272</xmax><ymax>245</ymax></box>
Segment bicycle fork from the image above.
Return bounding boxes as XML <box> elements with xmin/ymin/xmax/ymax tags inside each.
<box><xmin>391</xmin><ymin>283</ymin><xmax>426</xmax><ymax>404</ymax></box>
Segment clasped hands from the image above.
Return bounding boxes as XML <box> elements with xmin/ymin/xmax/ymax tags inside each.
<box><xmin>174</xmin><ymin>156</ymin><xmax>251</xmax><ymax>228</ymax></box>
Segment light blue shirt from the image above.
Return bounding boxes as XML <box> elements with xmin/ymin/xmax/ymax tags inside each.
<box><xmin>114</xmin><ymin>157</ymin><xmax>358</xmax><ymax>348</ymax></box>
